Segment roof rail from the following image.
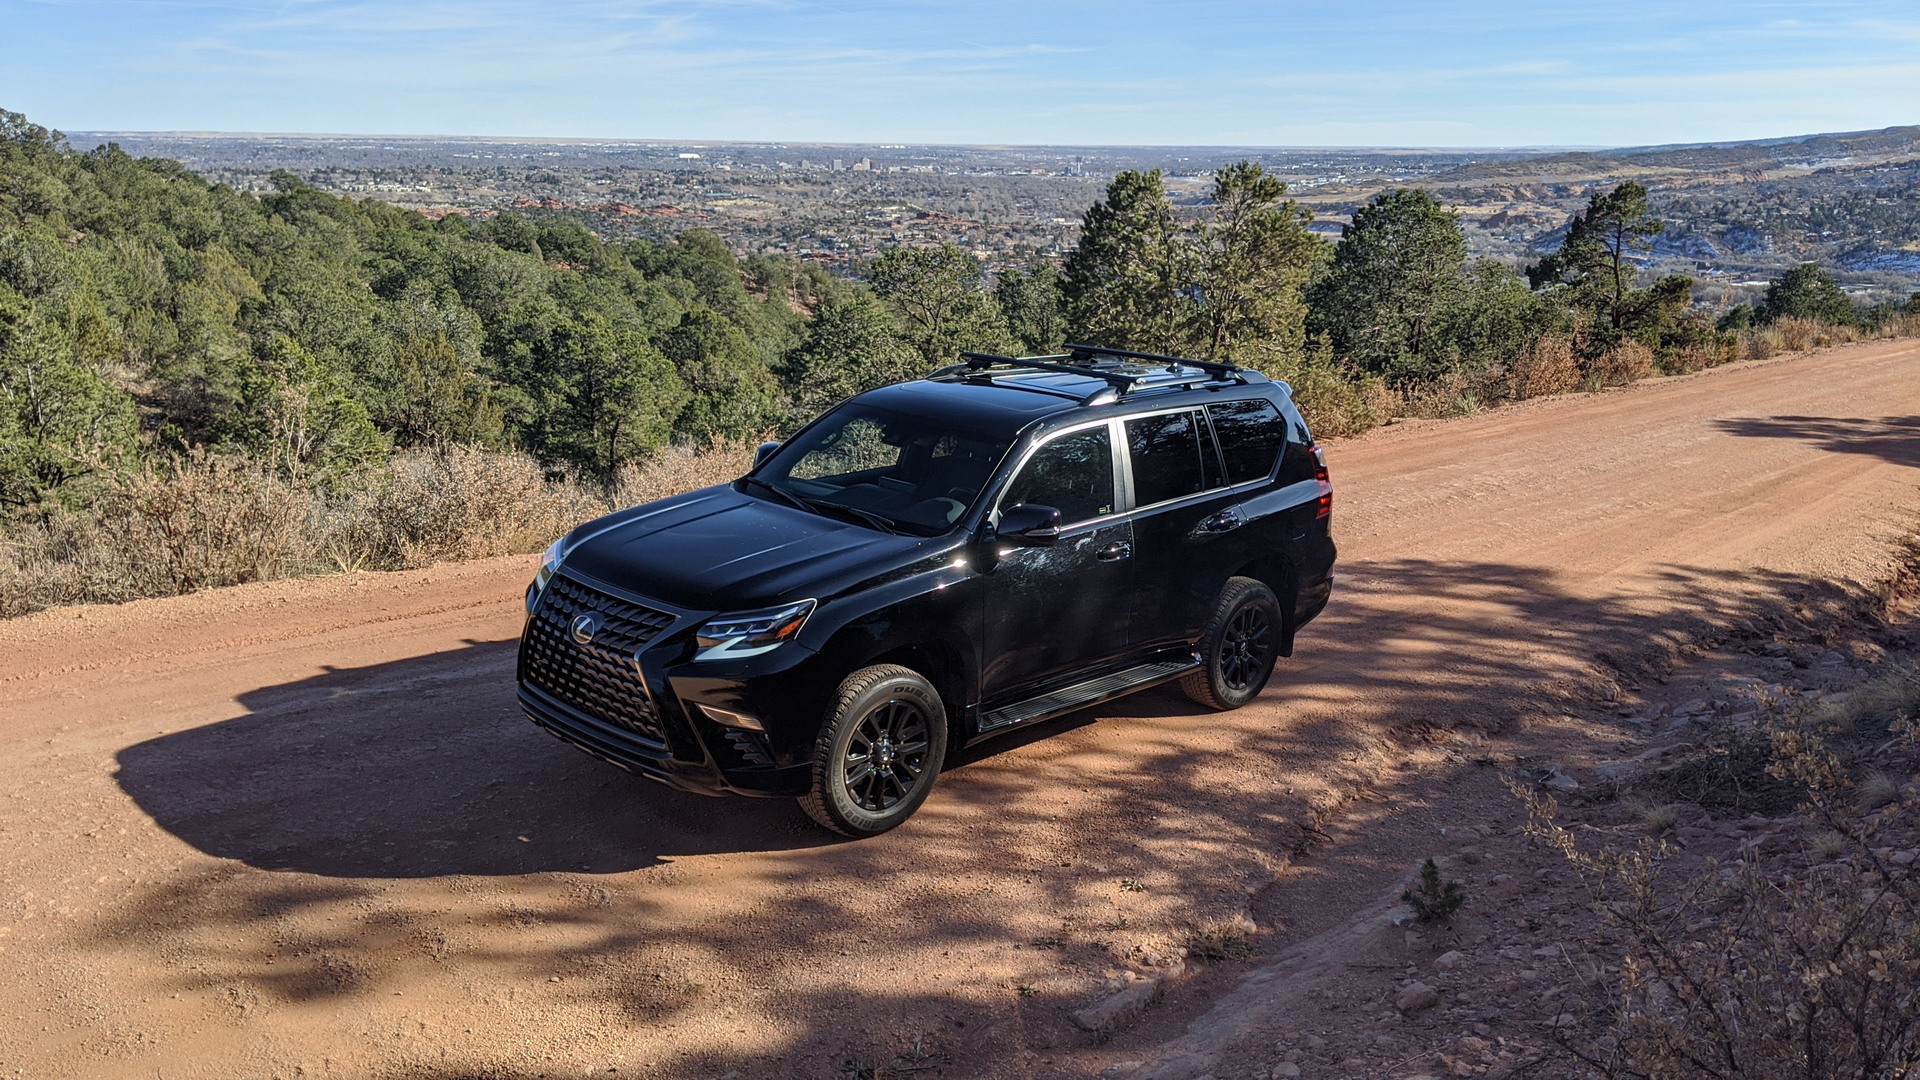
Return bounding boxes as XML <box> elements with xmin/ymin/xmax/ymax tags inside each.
<box><xmin>928</xmin><ymin>348</ymin><xmax>1256</xmax><ymax>406</ymax></box>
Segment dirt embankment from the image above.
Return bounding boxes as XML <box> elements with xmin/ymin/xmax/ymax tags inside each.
<box><xmin>1</xmin><ymin>340</ymin><xmax>1917</xmax><ymax>1080</ymax></box>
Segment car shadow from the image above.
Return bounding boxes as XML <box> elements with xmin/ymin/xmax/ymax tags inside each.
<box><xmin>1713</xmin><ymin>414</ymin><xmax>1920</xmax><ymax>468</ymax></box>
<box><xmin>111</xmin><ymin>637</ymin><xmax>1181</xmax><ymax>878</ymax></box>
<box><xmin>112</xmin><ymin>639</ymin><xmax>836</xmax><ymax>877</ymax></box>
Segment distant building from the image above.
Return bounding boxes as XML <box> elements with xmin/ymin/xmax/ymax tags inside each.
<box><xmin>677</xmin><ymin>153</ymin><xmax>701</xmax><ymax>160</ymax></box>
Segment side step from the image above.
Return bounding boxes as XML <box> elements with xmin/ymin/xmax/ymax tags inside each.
<box><xmin>979</xmin><ymin>657</ymin><xmax>1200</xmax><ymax>732</ymax></box>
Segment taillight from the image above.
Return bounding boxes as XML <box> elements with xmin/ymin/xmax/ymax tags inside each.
<box><xmin>1311</xmin><ymin>444</ymin><xmax>1332</xmax><ymax>519</ymax></box>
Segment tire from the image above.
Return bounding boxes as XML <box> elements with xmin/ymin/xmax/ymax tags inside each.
<box><xmin>1180</xmin><ymin>577</ymin><xmax>1283</xmax><ymax>711</ymax></box>
<box><xmin>799</xmin><ymin>665</ymin><xmax>948</xmax><ymax>837</ymax></box>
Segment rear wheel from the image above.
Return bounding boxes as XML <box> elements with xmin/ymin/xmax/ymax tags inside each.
<box><xmin>800</xmin><ymin>665</ymin><xmax>947</xmax><ymax>837</ymax></box>
<box><xmin>1181</xmin><ymin>577</ymin><xmax>1282</xmax><ymax>710</ymax></box>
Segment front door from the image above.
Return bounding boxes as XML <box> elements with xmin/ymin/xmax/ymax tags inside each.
<box><xmin>978</xmin><ymin>420</ymin><xmax>1134</xmax><ymax>706</ymax></box>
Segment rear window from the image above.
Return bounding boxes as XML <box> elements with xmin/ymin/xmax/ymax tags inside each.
<box><xmin>1208</xmin><ymin>399</ymin><xmax>1286</xmax><ymax>485</ymax></box>
<box><xmin>1125</xmin><ymin>410</ymin><xmax>1219</xmax><ymax>507</ymax></box>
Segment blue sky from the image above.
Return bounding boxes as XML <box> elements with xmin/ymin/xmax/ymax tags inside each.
<box><xmin>4</xmin><ymin>1</ymin><xmax>1916</xmax><ymax>147</ymax></box>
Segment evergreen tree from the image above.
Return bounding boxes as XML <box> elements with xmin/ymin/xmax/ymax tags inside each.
<box><xmin>1528</xmin><ymin>182</ymin><xmax>1665</xmax><ymax>336</ymax></box>
<box><xmin>781</xmin><ymin>292</ymin><xmax>919</xmax><ymax>424</ymax></box>
<box><xmin>1197</xmin><ymin>162</ymin><xmax>1326</xmax><ymax>363</ymax></box>
<box><xmin>1758</xmin><ymin>263</ymin><xmax>1856</xmax><ymax>326</ymax></box>
<box><xmin>993</xmin><ymin>263</ymin><xmax>1067</xmax><ymax>356</ymax></box>
<box><xmin>1061</xmin><ymin>170</ymin><xmax>1196</xmax><ymax>353</ymax></box>
<box><xmin>867</xmin><ymin>245</ymin><xmax>1012</xmax><ymax>365</ymax></box>
<box><xmin>1308</xmin><ymin>188</ymin><xmax>1465</xmax><ymax>379</ymax></box>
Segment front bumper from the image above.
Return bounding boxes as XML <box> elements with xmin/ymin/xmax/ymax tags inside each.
<box><xmin>517</xmin><ymin>568</ymin><xmax>825</xmax><ymax>798</ymax></box>
<box><xmin>519</xmin><ymin>682</ymin><xmax>812</xmax><ymax>797</ymax></box>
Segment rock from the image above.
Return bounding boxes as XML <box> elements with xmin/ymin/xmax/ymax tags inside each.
<box><xmin>1385</xmin><ymin>904</ymin><xmax>1418</xmax><ymax>927</ymax></box>
<box><xmin>1100</xmin><ymin>1064</ymin><xmax>1143</xmax><ymax>1078</ymax></box>
<box><xmin>1457</xmin><ymin>848</ymin><xmax>1483</xmax><ymax>865</ymax></box>
<box><xmin>1542</xmin><ymin>767</ymin><xmax>1579</xmax><ymax>792</ymax></box>
<box><xmin>1434</xmin><ymin>950</ymin><xmax>1467</xmax><ymax>972</ymax></box>
<box><xmin>1396</xmin><ymin>982</ymin><xmax>1441</xmax><ymax>1013</ymax></box>
<box><xmin>1591</xmin><ymin>761</ymin><xmax>1640</xmax><ymax>784</ymax></box>
<box><xmin>1303</xmin><ymin>1035</ymin><xmax>1327</xmax><ymax>1049</ymax></box>
<box><xmin>1272</xmin><ymin>1064</ymin><xmax>1301</xmax><ymax>1079</ymax></box>
<box><xmin>1891</xmin><ymin>850</ymin><xmax>1917</xmax><ymax>867</ymax></box>
<box><xmin>1490</xmin><ymin>874</ymin><xmax>1511</xmax><ymax>885</ymax></box>
<box><xmin>1073</xmin><ymin>981</ymin><xmax>1157</xmax><ymax>1031</ymax></box>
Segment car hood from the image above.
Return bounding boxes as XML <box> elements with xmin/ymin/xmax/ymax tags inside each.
<box><xmin>555</xmin><ymin>485</ymin><xmax>939</xmax><ymax>613</ymax></box>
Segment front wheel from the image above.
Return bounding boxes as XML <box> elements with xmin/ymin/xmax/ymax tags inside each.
<box><xmin>800</xmin><ymin>665</ymin><xmax>947</xmax><ymax>837</ymax></box>
<box><xmin>1181</xmin><ymin>577</ymin><xmax>1283</xmax><ymax>710</ymax></box>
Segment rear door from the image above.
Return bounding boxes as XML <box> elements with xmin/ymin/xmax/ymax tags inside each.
<box><xmin>1119</xmin><ymin>406</ymin><xmax>1244</xmax><ymax>651</ymax></box>
<box><xmin>977</xmin><ymin>420</ymin><xmax>1135</xmax><ymax>706</ymax></box>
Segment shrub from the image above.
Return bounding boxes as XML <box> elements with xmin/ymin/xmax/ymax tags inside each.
<box><xmin>1402</xmin><ymin>858</ymin><xmax>1466</xmax><ymax>923</ymax></box>
<box><xmin>1503</xmin><ymin>334</ymin><xmax>1581</xmax><ymax>399</ymax></box>
<box><xmin>323</xmin><ymin>447</ymin><xmax>598</xmax><ymax>571</ymax></box>
<box><xmin>1587</xmin><ymin>340</ymin><xmax>1655</xmax><ymax>387</ymax></box>
<box><xmin>1526</xmin><ymin>690</ymin><xmax>1920</xmax><ymax>1079</ymax></box>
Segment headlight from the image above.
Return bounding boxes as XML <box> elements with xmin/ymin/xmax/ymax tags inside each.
<box><xmin>528</xmin><ymin>537</ymin><xmax>567</xmax><ymax>612</ymax></box>
<box><xmin>694</xmin><ymin>600</ymin><xmax>816</xmax><ymax>661</ymax></box>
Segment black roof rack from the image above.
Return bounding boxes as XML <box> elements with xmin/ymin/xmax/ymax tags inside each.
<box><xmin>929</xmin><ymin>347</ymin><xmax>1258</xmax><ymax>405</ymax></box>
<box><xmin>1062</xmin><ymin>343</ymin><xmax>1246</xmax><ymax>380</ymax></box>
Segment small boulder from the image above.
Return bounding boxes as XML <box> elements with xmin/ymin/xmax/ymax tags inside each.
<box><xmin>1433</xmin><ymin>950</ymin><xmax>1467</xmax><ymax>972</ymax></box>
<box><xmin>1396</xmin><ymin>981</ymin><xmax>1442</xmax><ymax>1013</ymax></box>
<box><xmin>1073</xmin><ymin>982</ymin><xmax>1156</xmax><ymax>1032</ymax></box>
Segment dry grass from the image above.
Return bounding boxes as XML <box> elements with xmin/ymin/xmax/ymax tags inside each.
<box><xmin>0</xmin><ymin>442</ymin><xmax>754</xmax><ymax>617</ymax></box>
<box><xmin>1184</xmin><ymin>913</ymin><xmax>1258</xmax><ymax>962</ymax></box>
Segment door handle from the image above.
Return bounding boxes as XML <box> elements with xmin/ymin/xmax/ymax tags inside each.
<box><xmin>1095</xmin><ymin>541</ymin><xmax>1132</xmax><ymax>562</ymax></box>
<box><xmin>1201</xmin><ymin>509</ymin><xmax>1244</xmax><ymax>533</ymax></box>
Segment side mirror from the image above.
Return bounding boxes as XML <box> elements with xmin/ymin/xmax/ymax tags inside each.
<box><xmin>996</xmin><ymin>503</ymin><xmax>1062</xmax><ymax>547</ymax></box>
<box><xmin>754</xmin><ymin>440</ymin><xmax>781</xmax><ymax>468</ymax></box>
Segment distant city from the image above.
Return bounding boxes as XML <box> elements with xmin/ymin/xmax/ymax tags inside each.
<box><xmin>70</xmin><ymin>126</ymin><xmax>1920</xmax><ymax>305</ymax></box>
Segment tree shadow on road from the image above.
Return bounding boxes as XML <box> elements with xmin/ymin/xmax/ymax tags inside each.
<box><xmin>1714</xmin><ymin>414</ymin><xmax>1920</xmax><ymax>468</ymax></box>
<box><xmin>96</xmin><ymin>554</ymin><xmax>1897</xmax><ymax>1076</ymax></box>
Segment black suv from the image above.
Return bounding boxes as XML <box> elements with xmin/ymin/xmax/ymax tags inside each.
<box><xmin>518</xmin><ymin>346</ymin><xmax>1335</xmax><ymax>836</ymax></box>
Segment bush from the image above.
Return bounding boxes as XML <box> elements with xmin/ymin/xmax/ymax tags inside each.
<box><xmin>1587</xmin><ymin>340</ymin><xmax>1655</xmax><ymax>387</ymax></box>
<box><xmin>1505</xmin><ymin>334</ymin><xmax>1582</xmax><ymax>399</ymax></box>
<box><xmin>1527</xmin><ymin>688</ymin><xmax>1920</xmax><ymax>1079</ymax></box>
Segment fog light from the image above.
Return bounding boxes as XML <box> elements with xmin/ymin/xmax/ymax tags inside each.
<box><xmin>698</xmin><ymin>703</ymin><xmax>765</xmax><ymax>732</ymax></box>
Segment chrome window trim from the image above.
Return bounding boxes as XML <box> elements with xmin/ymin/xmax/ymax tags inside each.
<box><xmin>990</xmin><ymin>416</ymin><xmax>1128</xmax><ymax>532</ymax></box>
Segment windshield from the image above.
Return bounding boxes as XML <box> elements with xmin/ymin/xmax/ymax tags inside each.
<box><xmin>749</xmin><ymin>404</ymin><xmax>1014</xmax><ymax>535</ymax></box>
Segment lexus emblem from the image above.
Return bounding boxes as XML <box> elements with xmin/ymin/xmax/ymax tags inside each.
<box><xmin>570</xmin><ymin>612</ymin><xmax>601</xmax><ymax>645</ymax></box>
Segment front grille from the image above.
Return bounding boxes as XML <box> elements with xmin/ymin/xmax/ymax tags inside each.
<box><xmin>523</xmin><ymin>573</ymin><xmax>678</xmax><ymax>744</ymax></box>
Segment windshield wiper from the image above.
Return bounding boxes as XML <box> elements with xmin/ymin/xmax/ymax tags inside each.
<box><xmin>741</xmin><ymin>475</ymin><xmax>809</xmax><ymax>512</ymax></box>
<box><xmin>744</xmin><ymin>477</ymin><xmax>900</xmax><ymax>535</ymax></box>
<box><xmin>800</xmin><ymin>498</ymin><xmax>901</xmax><ymax>535</ymax></box>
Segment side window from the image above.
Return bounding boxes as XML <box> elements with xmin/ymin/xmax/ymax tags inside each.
<box><xmin>1002</xmin><ymin>426</ymin><xmax>1115</xmax><ymax>526</ymax></box>
<box><xmin>1209</xmin><ymin>399</ymin><xmax>1287</xmax><ymax>485</ymax></box>
<box><xmin>1125</xmin><ymin>410</ymin><xmax>1217</xmax><ymax>507</ymax></box>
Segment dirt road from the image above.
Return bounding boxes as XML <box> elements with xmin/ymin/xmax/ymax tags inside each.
<box><xmin>3</xmin><ymin>341</ymin><xmax>1917</xmax><ymax>1080</ymax></box>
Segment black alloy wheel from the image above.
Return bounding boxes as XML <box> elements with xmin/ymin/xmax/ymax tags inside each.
<box><xmin>1219</xmin><ymin>602</ymin><xmax>1274</xmax><ymax>693</ymax></box>
<box><xmin>802</xmin><ymin>664</ymin><xmax>948</xmax><ymax>837</ymax></box>
<box><xmin>1181</xmin><ymin>576</ymin><xmax>1283</xmax><ymax>710</ymax></box>
<box><xmin>842</xmin><ymin>697</ymin><xmax>932</xmax><ymax>812</ymax></box>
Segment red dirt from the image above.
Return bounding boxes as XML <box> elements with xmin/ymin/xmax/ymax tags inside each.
<box><xmin>2</xmin><ymin>340</ymin><xmax>1917</xmax><ymax>1079</ymax></box>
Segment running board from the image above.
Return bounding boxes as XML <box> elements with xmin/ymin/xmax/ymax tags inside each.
<box><xmin>979</xmin><ymin>658</ymin><xmax>1200</xmax><ymax>733</ymax></box>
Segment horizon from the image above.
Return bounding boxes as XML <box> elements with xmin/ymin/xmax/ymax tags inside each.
<box><xmin>7</xmin><ymin>1</ymin><xmax>1918</xmax><ymax>147</ymax></box>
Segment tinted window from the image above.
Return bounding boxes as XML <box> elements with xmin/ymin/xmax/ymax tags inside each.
<box><xmin>1126</xmin><ymin>410</ymin><xmax>1216</xmax><ymax>507</ymax></box>
<box><xmin>1209</xmin><ymin>399</ymin><xmax>1286</xmax><ymax>485</ymax></box>
<box><xmin>759</xmin><ymin>403</ymin><xmax>1012</xmax><ymax>534</ymax></box>
<box><xmin>1003</xmin><ymin>426</ymin><xmax>1115</xmax><ymax>526</ymax></box>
